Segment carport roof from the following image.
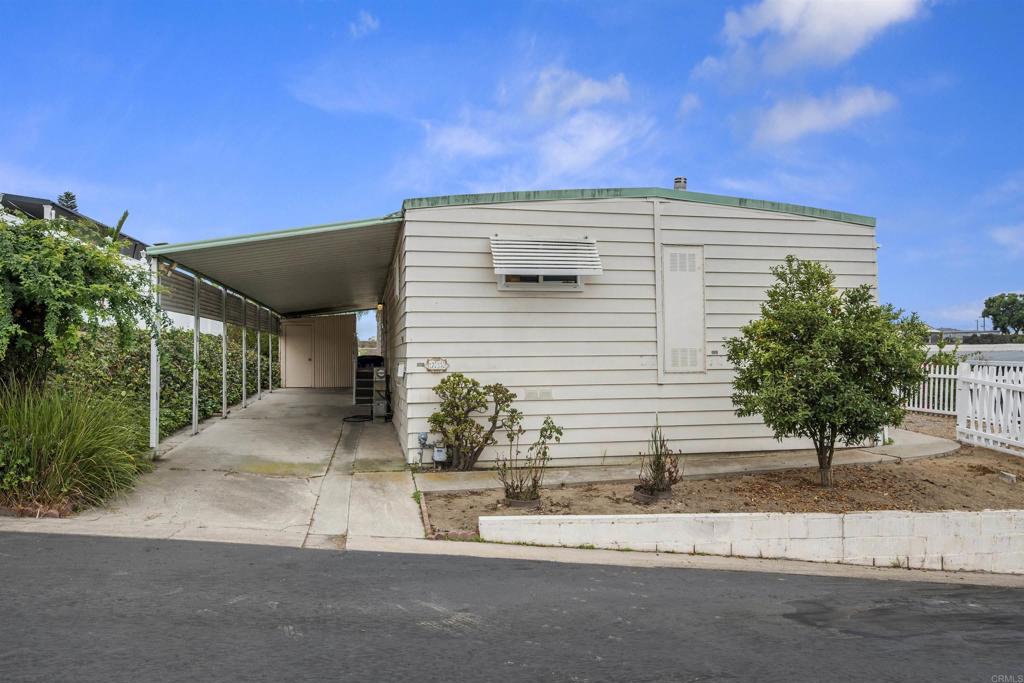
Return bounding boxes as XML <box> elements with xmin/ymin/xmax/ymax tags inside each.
<box><xmin>146</xmin><ymin>187</ymin><xmax>873</xmax><ymax>316</ymax></box>
<box><xmin>147</xmin><ymin>214</ymin><xmax>403</xmax><ymax>316</ymax></box>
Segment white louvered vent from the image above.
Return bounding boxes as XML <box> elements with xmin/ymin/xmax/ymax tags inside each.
<box><xmin>490</xmin><ymin>237</ymin><xmax>603</xmax><ymax>276</ymax></box>
<box><xmin>669</xmin><ymin>251</ymin><xmax>697</xmax><ymax>273</ymax></box>
<box><xmin>670</xmin><ymin>348</ymin><xmax>701</xmax><ymax>369</ymax></box>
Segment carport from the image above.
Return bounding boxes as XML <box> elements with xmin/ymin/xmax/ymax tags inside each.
<box><xmin>145</xmin><ymin>213</ymin><xmax>402</xmax><ymax>450</ymax></box>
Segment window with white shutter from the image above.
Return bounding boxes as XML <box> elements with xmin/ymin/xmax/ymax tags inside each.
<box><xmin>661</xmin><ymin>245</ymin><xmax>705</xmax><ymax>373</ymax></box>
<box><xmin>490</xmin><ymin>237</ymin><xmax>602</xmax><ymax>291</ymax></box>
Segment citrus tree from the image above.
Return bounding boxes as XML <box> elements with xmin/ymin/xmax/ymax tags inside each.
<box><xmin>725</xmin><ymin>256</ymin><xmax>928</xmax><ymax>487</ymax></box>
<box><xmin>0</xmin><ymin>213</ymin><xmax>158</xmax><ymax>386</ymax></box>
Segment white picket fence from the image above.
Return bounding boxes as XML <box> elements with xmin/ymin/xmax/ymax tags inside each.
<box><xmin>956</xmin><ymin>362</ymin><xmax>1024</xmax><ymax>457</ymax></box>
<box><xmin>903</xmin><ymin>363</ymin><xmax>959</xmax><ymax>415</ymax></box>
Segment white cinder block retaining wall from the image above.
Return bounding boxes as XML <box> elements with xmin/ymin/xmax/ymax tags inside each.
<box><xmin>478</xmin><ymin>510</ymin><xmax>1024</xmax><ymax>574</ymax></box>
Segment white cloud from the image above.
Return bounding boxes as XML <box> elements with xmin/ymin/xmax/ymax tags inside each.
<box><xmin>400</xmin><ymin>65</ymin><xmax>654</xmax><ymax>193</ymax></box>
<box><xmin>979</xmin><ymin>170</ymin><xmax>1024</xmax><ymax>207</ymax></box>
<box><xmin>991</xmin><ymin>225</ymin><xmax>1024</xmax><ymax>258</ymax></box>
<box><xmin>753</xmin><ymin>86</ymin><xmax>896</xmax><ymax>144</ymax></box>
<box><xmin>535</xmin><ymin>110</ymin><xmax>653</xmax><ymax>184</ymax></box>
<box><xmin>424</xmin><ymin>123</ymin><xmax>503</xmax><ymax>159</ymax></box>
<box><xmin>528</xmin><ymin>67</ymin><xmax>629</xmax><ymax>115</ymax></box>
<box><xmin>677</xmin><ymin>93</ymin><xmax>701</xmax><ymax>117</ymax></box>
<box><xmin>349</xmin><ymin>10</ymin><xmax>380</xmax><ymax>38</ymax></box>
<box><xmin>699</xmin><ymin>0</ymin><xmax>925</xmax><ymax>76</ymax></box>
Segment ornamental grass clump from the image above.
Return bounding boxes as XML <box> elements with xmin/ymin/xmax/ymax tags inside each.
<box><xmin>496</xmin><ymin>412</ymin><xmax>563</xmax><ymax>502</ymax></box>
<box><xmin>0</xmin><ymin>381</ymin><xmax>151</xmax><ymax>514</ymax></box>
<box><xmin>635</xmin><ymin>422</ymin><xmax>682</xmax><ymax>498</ymax></box>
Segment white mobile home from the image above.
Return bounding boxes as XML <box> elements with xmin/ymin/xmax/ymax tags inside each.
<box><xmin>146</xmin><ymin>186</ymin><xmax>877</xmax><ymax>465</ymax></box>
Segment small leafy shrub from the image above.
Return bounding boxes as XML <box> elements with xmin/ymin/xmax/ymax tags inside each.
<box><xmin>496</xmin><ymin>412</ymin><xmax>563</xmax><ymax>501</ymax></box>
<box><xmin>0</xmin><ymin>381</ymin><xmax>151</xmax><ymax>513</ymax></box>
<box><xmin>636</xmin><ymin>422</ymin><xmax>682</xmax><ymax>495</ymax></box>
<box><xmin>427</xmin><ymin>373</ymin><xmax>515</xmax><ymax>471</ymax></box>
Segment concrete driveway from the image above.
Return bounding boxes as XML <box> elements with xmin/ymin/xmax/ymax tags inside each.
<box><xmin>0</xmin><ymin>389</ymin><xmax>423</xmax><ymax>547</ymax></box>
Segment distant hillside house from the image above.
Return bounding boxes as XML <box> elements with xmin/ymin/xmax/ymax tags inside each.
<box><xmin>0</xmin><ymin>192</ymin><xmax>148</xmax><ymax>260</ymax></box>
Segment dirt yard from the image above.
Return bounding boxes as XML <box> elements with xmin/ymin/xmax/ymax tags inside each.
<box><xmin>423</xmin><ymin>446</ymin><xmax>1024</xmax><ymax>535</ymax></box>
<box><xmin>899</xmin><ymin>412</ymin><xmax>957</xmax><ymax>440</ymax></box>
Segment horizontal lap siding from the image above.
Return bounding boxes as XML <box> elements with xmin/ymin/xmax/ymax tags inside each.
<box><xmin>397</xmin><ymin>197</ymin><xmax>876</xmax><ymax>464</ymax></box>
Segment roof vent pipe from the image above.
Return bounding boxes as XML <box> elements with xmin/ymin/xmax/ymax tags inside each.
<box><xmin>673</xmin><ymin>177</ymin><xmax>687</xmax><ymax>191</ymax></box>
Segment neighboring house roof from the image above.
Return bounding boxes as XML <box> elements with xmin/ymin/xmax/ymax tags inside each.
<box><xmin>0</xmin><ymin>192</ymin><xmax>148</xmax><ymax>259</ymax></box>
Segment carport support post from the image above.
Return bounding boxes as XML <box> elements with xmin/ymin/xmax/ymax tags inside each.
<box><xmin>241</xmin><ymin>297</ymin><xmax>248</xmax><ymax>409</ymax></box>
<box><xmin>256</xmin><ymin>307</ymin><xmax>262</xmax><ymax>400</ymax></box>
<box><xmin>221</xmin><ymin>287</ymin><xmax>227</xmax><ymax>419</ymax></box>
<box><xmin>268</xmin><ymin>317</ymin><xmax>274</xmax><ymax>392</ymax></box>
<box><xmin>148</xmin><ymin>257</ymin><xmax>160</xmax><ymax>451</ymax></box>
<box><xmin>191</xmin><ymin>274</ymin><xmax>200</xmax><ymax>436</ymax></box>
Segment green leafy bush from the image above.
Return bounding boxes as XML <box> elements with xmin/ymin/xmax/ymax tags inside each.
<box><xmin>0</xmin><ymin>381</ymin><xmax>151</xmax><ymax>512</ymax></box>
<box><xmin>0</xmin><ymin>215</ymin><xmax>158</xmax><ymax>385</ymax></box>
<box><xmin>427</xmin><ymin>373</ymin><xmax>516</xmax><ymax>471</ymax></box>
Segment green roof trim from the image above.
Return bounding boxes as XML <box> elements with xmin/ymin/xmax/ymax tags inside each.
<box><xmin>150</xmin><ymin>185</ymin><xmax>873</xmax><ymax>258</ymax></box>
<box><xmin>402</xmin><ymin>187</ymin><xmax>875</xmax><ymax>227</ymax></box>
<box><xmin>146</xmin><ymin>212</ymin><xmax>403</xmax><ymax>256</ymax></box>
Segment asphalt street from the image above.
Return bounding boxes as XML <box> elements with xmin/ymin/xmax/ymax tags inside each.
<box><xmin>0</xmin><ymin>532</ymin><xmax>1021</xmax><ymax>682</ymax></box>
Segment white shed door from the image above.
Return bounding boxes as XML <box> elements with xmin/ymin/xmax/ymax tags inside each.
<box><xmin>284</xmin><ymin>324</ymin><xmax>314</xmax><ymax>387</ymax></box>
<box><xmin>662</xmin><ymin>245</ymin><xmax>705</xmax><ymax>373</ymax></box>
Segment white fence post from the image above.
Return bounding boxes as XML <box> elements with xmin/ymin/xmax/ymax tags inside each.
<box><xmin>955</xmin><ymin>362</ymin><xmax>970</xmax><ymax>442</ymax></box>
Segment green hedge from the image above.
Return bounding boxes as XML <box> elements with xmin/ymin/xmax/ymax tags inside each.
<box><xmin>56</xmin><ymin>325</ymin><xmax>281</xmax><ymax>438</ymax></box>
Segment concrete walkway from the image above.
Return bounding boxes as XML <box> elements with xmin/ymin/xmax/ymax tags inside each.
<box><xmin>0</xmin><ymin>389</ymin><xmax>422</xmax><ymax>547</ymax></box>
<box><xmin>414</xmin><ymin>428</ymin><xmax>961</xmax><ymax>493</ymax></box>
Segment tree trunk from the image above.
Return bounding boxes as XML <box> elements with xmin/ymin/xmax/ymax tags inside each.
<box><xmin>818</xmin><ymin>467</ymin><xmax>833</xmax><ymax>487</ymax></box>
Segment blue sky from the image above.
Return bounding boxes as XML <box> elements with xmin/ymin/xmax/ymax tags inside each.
<box><xmin>3</xmin><ymin>0</ymin><xmax>1022</xmax><ymax>338</ymax></box>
